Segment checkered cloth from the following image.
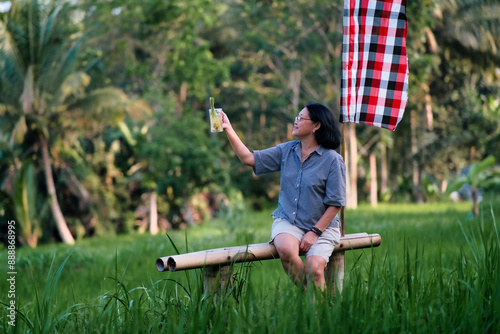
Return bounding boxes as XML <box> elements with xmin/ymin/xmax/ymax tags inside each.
<box><xmin>340</xmin><ymin>0</ymin><xmax>408</xmax><ymax>131</ymax></box>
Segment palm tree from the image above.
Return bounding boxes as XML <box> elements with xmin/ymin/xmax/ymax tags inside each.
<box><xmin>445</xmin><ymin>155</ymin><xmax>498</xmax><ymax>216</ymax></box>
<box><xmin>428</xmin><ymin>0</ymin><xmax>500</xmax><ymax>185</ymax></box>
<box><xmin>0</xmin><ymin>0</ymin><xmax>129</xmax><ymax>244</ymax></box>
<box><xmin>436</xmin><ymin>0</ymin><xmax>500</xmax><ymax>62</ymax></box>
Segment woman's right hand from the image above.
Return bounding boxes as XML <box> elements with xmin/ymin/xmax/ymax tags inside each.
<box><xmin>221</xmin><ymin>111</ymin><xmax>232</xmax><ymax>131</ymax></box>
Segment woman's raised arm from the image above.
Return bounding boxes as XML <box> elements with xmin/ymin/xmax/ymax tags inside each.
<box><xmin>221</xmin><ymin>111</ymin><xmax>255</xmax><ymax>167</ymax></box>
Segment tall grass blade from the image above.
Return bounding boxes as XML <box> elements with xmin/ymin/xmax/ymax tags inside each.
<box><xmin>25</xmin><ymin>250</ymin><xmax>74</xmax><ymax>334</ymax></box>
<box><xmin>492</xmin><ymin>205</ymin><xmax>499</xmax><ymax>246</ymax></box>
<box><xmin>166</xmin><ymin>233</ymin><xmax>181</xmax><ymax>255</ymax></box>
<box><xmin>458</xmin><ymin>219</ymin><xmax>479</xmax><ymax>264</ymax></box>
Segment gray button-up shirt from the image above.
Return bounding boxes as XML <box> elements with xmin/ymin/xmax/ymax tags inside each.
<box><xmin>253</xmin><ymin>140</ymin><xmax>346</xmax><ymax>230</ymax></box>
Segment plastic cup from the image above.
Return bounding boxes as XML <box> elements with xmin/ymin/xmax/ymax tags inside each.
<box><xmin>209</xmin><ymin>108</ymin><xmax>223</xmax><ymax>132</ymax></box>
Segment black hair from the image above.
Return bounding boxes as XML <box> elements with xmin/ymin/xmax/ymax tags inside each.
<box><xmin>305</xmin><ymin>102</ymin><xmax>342</xmax><ymax>150</ymax></box>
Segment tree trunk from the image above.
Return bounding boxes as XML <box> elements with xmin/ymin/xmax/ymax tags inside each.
<box><xmin>472</xmin><ymin>189</ymin><xmax>479</xmax><ymax>217</ymax></box>
<box><xmin>370</xmin><ymin>153</ymin><xmax>377</xmax><ymax>207</ymax></box>
<box><xmin>470</xmin><ymin>146</ymin><xmax>478</xmax><ymax>216</ymax></box>
<box><xmin>26</xmin><ymin>232</ymin><xmax>38</xmax><ymax>248</ymax></box>
<box><xmin>422</xmin><ymin>83</ymin><xmax>433</xmax><ymax>131</ymax></box>
<box><xmin>440</xmin><ymin>179</ymin><xmax>448</xmax><ymax>194</ymax></box>
<box><xmin>411</xmin><ymin>110</ymin><xmax>423</xmax><ymax>203</ymax></box>
<box><xmin>380</xmin><ymin>142</ymin><xmax>388</xmax><ymax>197</ymax></box>
<box><xmin>290</xmin><ymin>69</ymin><xmax>301</xmax><ymax>112</ymax></box>
<box><xmin>176</xmin><ymin>82</ymin><xmax>187</xmax><ymax>115</ymax></box>
<box><xmin>63</xmin><ymin>167</ymin><xmax>91</xmax><ymax>211</ymax></box>
<box><xmin>347</xmin><ymin>123</ymin><xmax>358</xmax><ymax>208</ymax></box>
<box><xmin>288</xmin><ymin>68</ymin><xmax>301</xmax><ymax>141</ymax></box>
<box><xmin>246</xmin><ymin>110</ymin><xmax>254</xmax><ymax>144</ymax></box>
<box><xmin>149</xmin><ymin>191</ymin><xmax>158</xmax><ymax>235</ymax></box>
<box><xmin>41</xmin><ymin>137</ymin><xmax>75</xmax><ymax>244</ymax></box>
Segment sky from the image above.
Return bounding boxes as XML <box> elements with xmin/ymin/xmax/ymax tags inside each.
<box><xmin>0</xmin><ymin>1</ymin><xmax>11</xmax><ymax>13</ymax></box>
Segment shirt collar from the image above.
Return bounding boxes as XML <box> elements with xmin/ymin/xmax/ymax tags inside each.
<box><xmin>316</xmin><ymin>145</ymin><xmax>326</xmax><ymax>155</ymax></box>
<box><xmin>293</xmin><ymin>141</ymin><xmax>325</xmax><ymax>155</ymax></box>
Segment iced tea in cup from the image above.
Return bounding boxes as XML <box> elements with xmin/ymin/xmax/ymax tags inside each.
<box><xmin>209</xmin><ymin>108</ymin><xmax>223</xmax><ymax>132</ymax></box>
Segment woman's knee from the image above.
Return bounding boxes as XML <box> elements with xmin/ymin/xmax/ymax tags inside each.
<box><xmin>306</xmin><ymin>256</ymin><xmax>327</xmax><ymax>279</ymax></box>
<box><xmin>274</xmin><ymin>234</ymin><xmax>300</xmax><ymax>261</ymax></box>
<box><xmin>276</xmin><ymin>243</ymin><xmax>299</xmax><ymax>261</ymax></box>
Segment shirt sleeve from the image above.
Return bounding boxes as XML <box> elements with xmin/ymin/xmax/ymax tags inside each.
<box><xmin>323</xmin><ymin>155</ymin><xmax>346</xmax><ymax>207</ymax></box>
<box><xmin>253</xmin><ymin>144</ymin><xmax>284</xmax><ymax>176</ymax></box>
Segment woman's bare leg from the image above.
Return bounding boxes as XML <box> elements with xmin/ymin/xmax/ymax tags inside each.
<box><xmin>305</xmin><ymin>255</ymin><xmax>327</xmax><ymax>290</ymax></box>
<box><xmin>273</xmin><ymin>233</ymin><xmax>305</xmax><ymax>285</ymax></box>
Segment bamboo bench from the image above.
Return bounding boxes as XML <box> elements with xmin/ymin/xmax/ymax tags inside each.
<box><xmin>156</xmin><ymin>232</ymin><xmax>381</xmax><ymax>293</ymax></box>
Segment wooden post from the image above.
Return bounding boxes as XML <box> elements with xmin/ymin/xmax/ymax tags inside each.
<box><xmin>326</xmin><ymin>249</ymin><xmax>344</xmax><ymax>296</ymax></box>
<box><xmin>204</xmin><ymin>265</ymin><xmax>234</xmax><ymax>295</ymax></box>
<box><xmin>326</xmin><ymin>122</ymin><xmax>347</xmax><ymax>295</ymax></box>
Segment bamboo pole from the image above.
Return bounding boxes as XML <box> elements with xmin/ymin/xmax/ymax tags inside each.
<box><xmin>156</xmin><ymin>233</ymin><xmax>381</xmax><ymax>272</ymax></box>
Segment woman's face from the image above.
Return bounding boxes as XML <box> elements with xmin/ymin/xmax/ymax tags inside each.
<box><xmin>292</xmin><ymin>108</ymin><xmax>318</xmax><ymax>138</ymax></box>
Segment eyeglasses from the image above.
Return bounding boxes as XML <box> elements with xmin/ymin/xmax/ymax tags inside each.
<box><xmin>295</xmin><ymin>115</ymin><xmax>311</xmax><ymax>122</ymax></box>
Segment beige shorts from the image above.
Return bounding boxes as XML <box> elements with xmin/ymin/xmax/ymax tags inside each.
<box><xmin>270</xmin><ymin>217</ymin><xmax>340</xmax><ymax>263</ymax></box>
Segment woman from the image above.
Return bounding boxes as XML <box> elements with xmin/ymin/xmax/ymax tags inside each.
<box><xmin>222</xmin><ymin>102</ymin><xmax>346</xmax><ymax>289</ymax></box>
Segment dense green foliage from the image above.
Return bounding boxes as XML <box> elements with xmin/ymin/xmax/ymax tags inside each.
<box><xmin>0</xmin><ymin>201</ymin><xmax>499</xmax><ymax>332</ymax></box>
<box><xmin>1</xmin><ymin>0</ymin><xmax>500</xmax><ymax>245</ymax></box>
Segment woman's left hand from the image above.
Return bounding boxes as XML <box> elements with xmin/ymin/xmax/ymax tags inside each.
<box><xmin>299</xmin><ymin>232</ymin><xmax>318</xmax><ymax>253</ymax></box>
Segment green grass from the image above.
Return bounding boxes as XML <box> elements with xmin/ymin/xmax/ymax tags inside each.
<box><xmin>1</xmin><ymin>200</ymin><xmax>499</xmax><ymax>333</ymax></box>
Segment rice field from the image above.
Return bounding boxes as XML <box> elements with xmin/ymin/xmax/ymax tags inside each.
<box><xmin>1</xmin><ymin>200</ymin><xmax>499</xmax><ymax>333</ymax></box>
